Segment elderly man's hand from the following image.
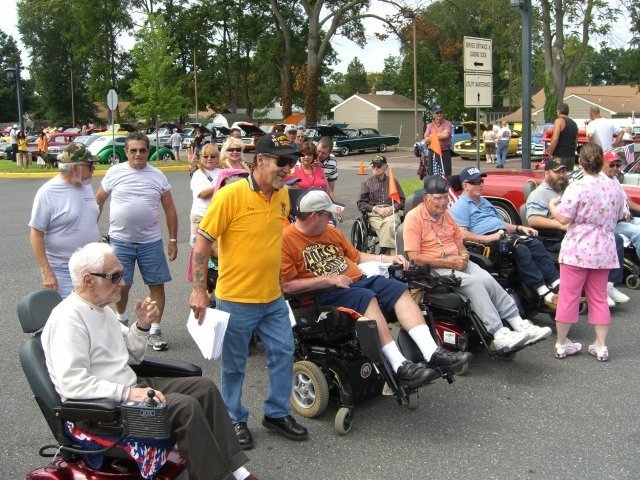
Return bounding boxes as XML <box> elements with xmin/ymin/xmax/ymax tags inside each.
<box><xmin>189</xmin><ymin>288</ymin><xmax>210</xmax><ymax>325</ymax></box>
<box><xmin>127</xmin><ymin>387</ymin><xmax>166</xmax><ymax>404</ymax></box>
<box><xmin>519</xmin><ymin>226</ymin><xmax>538</xmax><ymax>236</ymax></box>
<box><xmin>329</xmin><ymin>275</ymin><xmax>353</xmax><ymax>289</ymax></box>
<box><xmin>450</xmin><ymin>255</ymin><xmax>468</xmax><ymax>271</ymax></box>
<box><xmin>134</xmin><ymin>297</ymin><xmax>159</xmax><ymax>329</ymax></box>
<box><xmin>390</xmin><ymin>255</ymin><xmax>410</xmax><ymax>269</ymax></box>
<box><xmin>41</xmin><ymin>268</ymin><xmax>59</xmax><ymax>291</ymax></box>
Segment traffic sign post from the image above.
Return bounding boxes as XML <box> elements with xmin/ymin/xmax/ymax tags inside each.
<box><xmin>463</xmin><ymin>37</ymin><xmax>493</xmax><ymax>167</ymax></box>
<box><xmin>107</xmin><ymin>90</ymin><xmax>118</xmax><ymax>165</ymax></box>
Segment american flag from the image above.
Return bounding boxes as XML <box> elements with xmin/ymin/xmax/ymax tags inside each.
<box><xmin>622</xmin><ymin>144</ymin><xmax>635</xmax><ymax>165</ymax></box>
<box><xmin>430</xmin><ymin>154</ymin><xmax>458</xmax><ymax>206</ymax></box>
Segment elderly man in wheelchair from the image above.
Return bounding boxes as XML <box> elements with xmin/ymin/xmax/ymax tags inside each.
<box><xmin>28</xmin><ymin>242</ymin><xmax>256</xmax><ymax>480</ymax></box>
<box><xmin>403</xmin><ymin>175</ymin><xmax>552</xmax><ymax>352</ymax></box>
<box><xmin>355</xmin><ymin>155</ymin><xmax>405</xmax><ymax>255</ymax></box>
<box><xmin>281</xmin><ymin>190</ymin><xmax>471</xmax><ymax>388</ymax></box>
<box><xmin>449</xmin><ymin>166</ymin><xmax>561</xmax><ymax>312</ymax></box>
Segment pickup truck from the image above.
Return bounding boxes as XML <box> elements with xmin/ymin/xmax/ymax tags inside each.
<box><xmin>333</xmin><ymin>128</ymin><xmax>400</xmax><ymax>156</ymax></box>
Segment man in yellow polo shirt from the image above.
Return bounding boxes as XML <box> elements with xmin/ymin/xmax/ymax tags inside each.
<box><xmin>190</xmin><ymin>132</ymin><xmax>308</xmax><ymax>451</ymax></box>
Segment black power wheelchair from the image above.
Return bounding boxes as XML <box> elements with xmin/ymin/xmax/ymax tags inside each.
<box><xmin>350</xmin><ymin>213</ymin><xmax>379</xmax><ymax>254</ymax></box>
<box><xmin>18</xmin><ymin>289</ymin><xmax>201</xmax><ymax>480</ymax></box>
<box><xmin>285</xmin><ymin>283</ymin><xmax>458</xmax><ymax>435</ymax></box>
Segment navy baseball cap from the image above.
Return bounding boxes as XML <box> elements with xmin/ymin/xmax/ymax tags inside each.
<box><xmin>424</xmin><ymin>175</ymin><xmax>450</xmax><ymax>194</ymax></box>
<box><xmin>459</xmin><ymin>167</ymin><xmax>487</xmax><ymax>183</ymax></box>
<box><xmin>432</xmin><ymin>105</ymin><xmax>443</xmax><ymax>113</ymax></box>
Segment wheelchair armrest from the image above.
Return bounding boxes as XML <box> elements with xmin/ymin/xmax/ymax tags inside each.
<box><xmin>57</xmin><ymin>398</ymin><xmax>120</xmax><ymax>423</ymax></box>
<box><xmin>132</xmin><ymin>358</ymin><xmax>202</xmax><ymax>378</ymax></box>
<box><xmin>284</xmin><ymin>286</ymin><xmax>336</xmax><ymax>301</ymax></box>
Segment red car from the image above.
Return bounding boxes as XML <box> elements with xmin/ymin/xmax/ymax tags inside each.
<box><xmin>453</xmin><ymin>167</ymin><xmax>640</xmax><ymax>225</ymax></box>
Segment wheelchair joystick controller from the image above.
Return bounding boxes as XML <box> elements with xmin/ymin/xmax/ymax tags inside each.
<box><xmin>145</xmin><ymin>389</ymin><xmax>158</xmax><ymax>407</ymax></box>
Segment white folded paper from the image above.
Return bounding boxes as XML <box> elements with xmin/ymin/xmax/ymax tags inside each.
<box><xmin>187</xmin><ymin>308</ymin><xmax>229</xmax><ymax>360</ymax></box>
<box><xmin>358</xmin><ymin>261</ymin><xmax>393</xmax><ymax>278</ymax></box>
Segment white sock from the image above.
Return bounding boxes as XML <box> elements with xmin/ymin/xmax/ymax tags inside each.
<box><xmin>550</xmin><ymin>279</ymin><xmax>560</xmax><ymax>289</ymax></box>
<box><xmin>149</xmin><ymin>323</ymin><xmax>160</xmax><ymax>335</ymax></box>
<box><xmin>233</xmin><ymin>466</ymin><xmax>250</xmax><ymax>480</ymax></box>
<box><xmin>607</xmin><ymin>282</ymin><xmax>614</xmax><ymax>289</ymax></box>
<box><xmin>408</xmin><ymin>324</ymin><xmax>438</xmax><ymax>361</ymax></box>
<box><xmin>505</xmin><ymin>316</ymin><xmax>523</xmax><ymax>328</ymax></box>
<box><xmin>536</xmin><ymin>285</ymin><xmax>550</xmax><ymax>296</ymax></box>
<box><xmin>381</xmin><ymin>342</ymin><xmax>406</xmax><ymax>372</ymax></box>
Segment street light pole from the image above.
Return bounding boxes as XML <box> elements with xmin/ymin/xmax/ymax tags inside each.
<box><xmin>403</xmin><ymin>11</ymin><xmax>418</xmax><ymax>142</ymax></box>
<box><xmin>5</xmin><ymin>60</ymin><xmax>24</xmax><ymax>133</ymax></box>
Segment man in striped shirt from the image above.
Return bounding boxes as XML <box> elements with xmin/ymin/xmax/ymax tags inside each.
<box><xmin>316</xmin><ymin>136</ymin><xmax>338</xmax><ymax>195</ymax></box>
<box><xmin>356</xmin><ymin>155</ymin><xmax>405</xmax><ymax>255</ymax></box>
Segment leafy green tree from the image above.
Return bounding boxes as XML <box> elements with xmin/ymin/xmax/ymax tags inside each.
<box><xmin>343</xmin><ymin>57</ymin><xmax>369</xmax><ymax>96</ymax></box>
<box><xmin>128</xmin><ymin>14</ymin><xmax>189</xmax><ymax>125</ymax></box>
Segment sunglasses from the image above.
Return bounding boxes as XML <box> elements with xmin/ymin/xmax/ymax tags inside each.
<box><xmin>466</xmin><ymin>178</ymin><xmax>484</xmax><ymax>186</ymax></box>
<box><xmin>608</xmin><ymin>163</ymin><xmax>622</xmax><ymax>169</ymax></box>
<box><xmin>90</xmin><ymin>271</ymin><xmax>124</xmax><ymax>284</ymax></box>
<box><xmin>78</xmin><ymin>162</ymin><xmax>95</xmax><ymax>171</ymax></box>
<box><xmin>202</xmin><ymin>155</ymin><xmax>219</xmax><ymax>159</ymax></box>
<box><xmin>227</xmin><ymin>148</ymin><xmax>242</xmax><ymax>153</ymax></box>
<box><xmin>264</xmin><ymin>154</ymin><xmax>297</xmax><ymax>168</ymax></box>
<box><xmin>127</xmin><ymin>148</ymin><xmax>148</xmax><ymax>154</ymax></box>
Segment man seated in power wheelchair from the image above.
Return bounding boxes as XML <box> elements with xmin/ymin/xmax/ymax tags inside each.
<box><xmin>355</xmin><ymin>155</ymin><xmax>405</xmax><ymax>255</ymax></box>
<box><xmin>449</xmin><ymin>166</ymin><xmax>561</xmax><ymax>312</ymax></box>
<box><xmin>29</xmin><ymin>242</ymin><xmax>257</xmax><ymax>480</ymax></box>
<box><xmin>526</xmin><ymin>158</ymin><xmax>632</xmax><ymax>306</ymax></box>
<box><xmin>281</xmin><ymin>191</ymin><xmax>471</xmax><ymax>383</ymax></box>
<box><xmin>403</xmin><ymin>176</ymin><xmax>552</xmax><ymax>353</ymax></box>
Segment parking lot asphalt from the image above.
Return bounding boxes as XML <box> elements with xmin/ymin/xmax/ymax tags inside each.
<box><xmin>2</xmin><ymin>150</ymin><xmax>639</xmax><ymax>480</ymax></box>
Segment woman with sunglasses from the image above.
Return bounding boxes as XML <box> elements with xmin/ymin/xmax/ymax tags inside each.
<box><xmin>189</xmin><ymin>143</ymin><xmax>222</xmax><ymax>242</ymax></box>
<box><xmin>220</xmin><ymin>137</ymin><xmax>250</xmax><ymax>171</ymax></box>
<box><xmin>288</xmin><ymin>141</ymin><xmax>335</xmax><ymax>201</ymax></box>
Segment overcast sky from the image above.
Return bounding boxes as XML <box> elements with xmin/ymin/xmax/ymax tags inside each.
<box><xmin>0</xmin><ymin>0</ymin><xmax>632</xmax><ymax>76</ymax></box>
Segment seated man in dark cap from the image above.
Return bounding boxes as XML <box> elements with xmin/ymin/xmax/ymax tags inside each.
<box><xmin>449</xmin><ymin>166</ymin><xmax>561</xmax><ymax>310</ymax></box>
<box><xmin>403</xmin><ymin>176</ymin><xmax>552</xmax><ymax>351</ymax></box>
<box><xmin>281</xmin><ymin>190</ymin><xmax>471</xmax><ymax>384</ymax></box>
<box><xmin>356</xmin><ymin>155</ymin><xmax>405</xmax><ymax>255</ymax></box>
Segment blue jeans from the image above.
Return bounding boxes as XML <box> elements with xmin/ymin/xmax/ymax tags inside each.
<box><xmin>615</xmin><ymin>219</ymin><xmax>640</xmax><ymax>259</ymax></box>
<box><xmin>216</xmin><ymin>296</ymin><xmax>294</xmax><ymax>423</ymax></box>
<box><xmin>496</xmin><ymin>140</ymin><xmax>509</xmax><ymax>167</ymax></box>
<box><xmin>512</xmin><ymin>237</ymin><xmax>559</xmax><ymax>290</ymax></box>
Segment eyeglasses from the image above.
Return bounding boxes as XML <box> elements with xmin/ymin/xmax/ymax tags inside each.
<box><xmin>372</xmin><ymin>164</ymin><xmax>385</xmax><ymax>169</ymax></box>
<box><xmin>202</xmin><ymin>155</ymin><xmax>219</xmax><ymax>159</ymax></box>
<box><xmin>78</xmin><ymin>162</ymin><xmax>95</xmax><ymax>171</ymax></box>
<box><xmin>227</xmin><ymin>148</ymin><xmax>242</xmax><ymax>153</ymax></box>
<box><xmin>466</xmin><ymin>179</ymin><xmax>484</xmax><ymax>186</ymax></box>
<box><xmin>264</xmin><ymin>154</ymin><xmax>297</xmax><ymax>168</ymax></box>
<box><xmin>296</xmin><ymin>135</ymin><xmax>305</xmax><ymax>139</ymax></box>
<box><xmin>90</xmin><ymin>271</ymin><xmax>124</xmax><ymax>284</ymax></box>
<box><xmin>608</xmin><ymin>163</ymin><xmax>622</xmax><ymax>169</ymax></box>
<box><xmin>127</xmin><ymin>148</ymin><xmax>148</xmax><ymax>154</ymax></box>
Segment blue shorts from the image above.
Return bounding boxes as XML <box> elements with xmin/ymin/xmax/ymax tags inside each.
<box><xmin>317</xmin><ymin>275</ymin><xmax>407</xmax><ymax>316</ymax></box>
<box><xmin>110</xmin><ymin>238</ymin><xmax>171</xmax><ymax>286</ymax></box>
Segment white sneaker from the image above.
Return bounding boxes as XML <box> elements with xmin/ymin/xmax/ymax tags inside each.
<box><xmin>607</xmin><ymin>284</ymin><xmax>630</xmax><ymax>304</ymax></box>
<box><xmin>555</xmin><ymin>339</ymin><xmax>582</xmax><ymax>359</ymax></box>
<box><xmin>607</xmin><ymin>295</ymin><xmax>616</xmax><ymax>308</ymax></box>
<box><xmin>511</xmin><ymin>319</ymin><xmax>552</xmax><ymax>344</ymax></box>
<box><xmin>490</xmin><ymin>327</ymin><xmax>529</xmax><ymax>351</ymax></box>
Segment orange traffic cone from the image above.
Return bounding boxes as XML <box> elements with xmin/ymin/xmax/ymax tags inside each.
<box><xmin>358</xmin><ymin>161</ymin><xmax>366</xmax><ymax>175</ymax></box>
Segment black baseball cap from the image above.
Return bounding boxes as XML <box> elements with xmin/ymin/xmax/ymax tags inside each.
<box><xmin>424</xmin><ymin>175</ymin><xmax>450</xmax><ymax>194</ymax></box>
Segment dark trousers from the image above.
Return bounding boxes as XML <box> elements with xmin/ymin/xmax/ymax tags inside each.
<box><xmin>427</xmin><ymin>149</ymin><xmax>452</xmax><ymax>177</ymax></box>
<box><xmin>11</xmin><ymin>143</ymin><xmax>18</xmax><ymax>162</ymax></box>
<box><xmin>138</xmin><ymin>376</ymin><xmax>248</xmax><ymax>480</ymax></box>
<box><xmin>513</xmin><ymin>238</ymin><xmax>559</xmax><ymax>290</ymax></box>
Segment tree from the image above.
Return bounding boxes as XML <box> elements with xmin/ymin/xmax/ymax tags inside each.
<box><xmin>343</xmin><ymin>57</ymin><xmax>369</xmax><ymax>96</ymax></box>
<box><xmin>539</xmin><ymin>0</ymin><xmax>617</xmax><ymax>112</ymax></box>
<box><xmin>128</xmin><ymin>14</ymin><xmax>189</xmax><ymax>125</ymax></box>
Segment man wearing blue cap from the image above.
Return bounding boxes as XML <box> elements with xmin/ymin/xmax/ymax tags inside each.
<box><xmin>450</xmin><ymin>167</ymin><xmax>561</xmax><ymax>310</ymax></box>
<box><xmin>423</xmin><ymin>105</ymin><xmax>453</xmax><ymax>176</ymax></box>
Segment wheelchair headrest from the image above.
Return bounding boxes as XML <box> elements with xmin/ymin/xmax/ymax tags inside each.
<box><xmin>523</xmin><ymin>179</ymin><xmax>538</xmax><ymax>201</ymax></box>
<box><xmin>288</xmin><ymin>188</ymin><xmax>307</xmax><ymax>217</ymax></box>
<box><xmin>17</xmin><ymin>289</ymin><xmax>62</xmax><ymax>334</ymax></box>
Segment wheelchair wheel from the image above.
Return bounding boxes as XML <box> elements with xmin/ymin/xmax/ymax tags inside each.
<box><xmin>350</xmin><ymin>217</ymin><xmax>368</xmax><ymax>252</ymax></box>
<box><xmin>290</xmin><ymin>361</ymin><xmax>329</xmax><ymax>418</ymax></box>
<box><xmin>334</xmin><ymin>407</ymin><xmax>354</xmax><ymax>435</ymax></box>
<box><xmin>626</xmin><ymin>274</ymin><xmax>639</xmax><ymax>289</ymax></box>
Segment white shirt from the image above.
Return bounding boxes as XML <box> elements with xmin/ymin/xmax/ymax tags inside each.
<box><xmin>29</xmin><ymin>176</ymin><xmax>100</xmax><ymax>269</ymax></box>
<box><xmin>9</xmin><ymin>128</ymin><xmax>17</xmax><ymax>144</ymax></box>
<box><xmin>41</xmin><ymin>292</ymin><xmax>148</xmax><ymax>402</ymax></box>
<box><xmin>190</xmin><ymin>167</ymin><xmax>221</xmax><ymax>217</ymax></box>
<box><xmin>101</xmin><ymin>162</ymin><xmax>171</xmax><ymax>243</ymax></box>
<box><xmin>586</xmin><ymin>117</ymin><xmax>621</xmax><ymax>151</ymax></box>
<box><xmin>169</xmin><ymin>132</ymin><xmax>182</xmax><ymax>148</ymax></box>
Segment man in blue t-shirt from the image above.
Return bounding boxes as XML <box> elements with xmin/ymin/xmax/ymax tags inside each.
<box><xmin>450</xmin><ymin>167</ymin><xmax>560</xmax><ymax>310</ymax></box>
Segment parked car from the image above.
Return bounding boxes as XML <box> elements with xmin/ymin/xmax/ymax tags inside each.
<box><xmin>47</xmin><ymin>134</ymin><xmax>95</xmax><ymax>160</ymax></box>
<box><xmin>304</xmin><ymin>125</ymin><xmax>349</xmax><ymax>143</ymax></box>
<box><xmin>331</xmin><ymin>128</ymin><xmax>399</xmax><ymax>156</ymax></box>
<box><xmin>88</xmin><ymin>135</ymin><xmax>175</xmax><ymax>164</ymax></box>
<box><xmin>454</xmin><ymin>122</ymin><xmax>521</xmax><ymax>160</ymax></box>
<box><xmin>232</xmin><ymin>122</ymin><xmax>265</xmax><ymax>152</ymax></box>
<box><xmin>516</xmin><ymin>140</ymin><xmax>545</xmax><ymax>157</ymax></box>
<box><xmin>450</xmin><ymin>121</ymin><xmax>473</xmax><ymax>155</ymax></box>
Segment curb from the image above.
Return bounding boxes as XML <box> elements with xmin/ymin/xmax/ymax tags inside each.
<box><xmin>0</xmin><ymin>164</ymin><xmax>191</xmax><ymax>179</ymax></box>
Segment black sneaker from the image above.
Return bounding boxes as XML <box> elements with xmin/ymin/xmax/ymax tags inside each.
<box><xmin>233</xmin><ymin>421</ymin><xmax>254</xmax><ymax>450</ymax></box>
<box><xmin>424</xmin><ymin>347</ymin><xmax>472</xmax><ymax>374</ymax></box>
<box><xmin>396</xmin><ymin>360</ymin><xmax>439</xmax><ymax>389</ymax></box>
